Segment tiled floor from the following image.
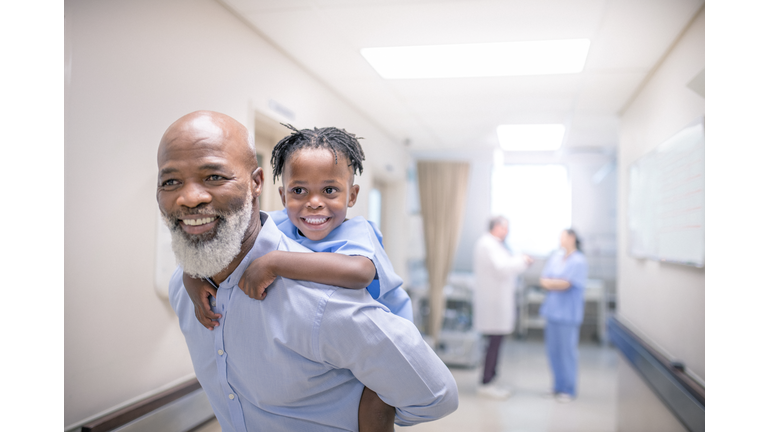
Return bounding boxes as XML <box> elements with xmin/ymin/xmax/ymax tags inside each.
<box><xmin>192</xmin><ymin>336</ymin><xmax>619</xmax><ymax>432</ymax></box>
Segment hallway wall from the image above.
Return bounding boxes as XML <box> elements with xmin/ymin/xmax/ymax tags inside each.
<box><xmin>64</xmin><ymin>0</ymin><xmax>409</xmax><ymax>427</ymax></box>
<box><xmin>616</xmin><ymin>6</ymin><xmax>704</xmax><ymax>431</ymax></box>
<box><xmin>617</xmin><ymin>6</ymin><xmax>704</xmax><ymax>379</ymax></box>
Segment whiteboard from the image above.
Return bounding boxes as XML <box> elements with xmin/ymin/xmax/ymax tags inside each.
<box><xmin>628</xmin><ymin>118</ymin><xmax>704</xmax><ymax>267</ymax></box>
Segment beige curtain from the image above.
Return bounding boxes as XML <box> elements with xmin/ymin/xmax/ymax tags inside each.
<box><xmin>417</xmin><ymin>161</ymin><xmax>470</xmax><ymax>343</ymax></box>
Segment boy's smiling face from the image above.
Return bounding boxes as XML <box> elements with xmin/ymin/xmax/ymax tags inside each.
<box><xmin>279</xmin><ymin>147</ymin><xmax>359</xmax><ymax>241</ymax></box>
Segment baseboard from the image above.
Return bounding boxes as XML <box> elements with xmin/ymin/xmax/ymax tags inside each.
<box><xmin>608</xmin><ymin>316</ymin><xmax>704</xmax><ymax>432</ymax></box>
<box><xmin>111</xmin><ymin>389</ymin><xmax>214</xmax><ymax>432</ymax></box>
<box><xmin>79</xmin><ymin>378</ymin><xmax>213</xmax><ymax>432</ymax></box>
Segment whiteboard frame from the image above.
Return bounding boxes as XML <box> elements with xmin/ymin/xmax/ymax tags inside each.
<box><xmin>627</xmin><ymin>117</ymin><xmax>705</xmax><ymax>268</ymax></box>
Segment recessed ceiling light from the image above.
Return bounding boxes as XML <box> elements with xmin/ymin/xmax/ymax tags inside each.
<box><xmin>361</xmin><ymin>39</ymin><xmax>590</xmax><ymax>79</ymax></box>
<box><xmin>497</xmin><ymin>124</ymin><xmax>565</xmax><ymax>151</ymax></box>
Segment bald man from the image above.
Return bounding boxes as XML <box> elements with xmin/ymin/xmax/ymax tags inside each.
<box><xmin>157</xmin><ymin>111</ymin><xmax>458</xmax><ymax>432</ymax></box>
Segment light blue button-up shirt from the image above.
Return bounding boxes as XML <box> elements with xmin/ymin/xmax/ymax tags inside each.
<box><xmin>269</xmin><ymin>209</ymin><xmax>413</xmax><ymax>322</ymax></box>
<box><xmin>169</xmin><ymin>212</ymin><xmax>458</xmax><ymax>431</ymax></box>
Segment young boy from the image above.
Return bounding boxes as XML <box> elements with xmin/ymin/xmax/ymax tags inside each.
<box><xmin>183</xmin><ymin>125</ymin><xmax>410</xmax><ymax>431</ymax></box>
<box><xmin>184</xmin><ymin>125</ymin><xmax>412</xmax><ymax>325</ymax></box>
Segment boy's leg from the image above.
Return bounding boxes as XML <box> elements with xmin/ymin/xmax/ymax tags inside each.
<box><xmin>358</xmin><ymin>386</ymin><xmax>395</xmax><ymax>432</ymax></box>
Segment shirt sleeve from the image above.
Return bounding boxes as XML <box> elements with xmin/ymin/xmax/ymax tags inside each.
<box><xmin>561</xmin><ymin>253</ymin><xmax>589</xmax><ymax>291</ymax></box>
<box><xmin>377</xmin><ymin>284</ymin><xmax>414</xmax><ymax>322</ymax></box>
<box><xmin>347</xmin><ymin>219</ymin><xmax>413</xmax><ymax>321</ymax></box>
<box><xmin>267</xmin><ymin>209</ymin><xmax>298</xmax><ymax>239</ymax></box>
<box><xmin>315</xmin><ymin>288</ymin><xmax>459</xmax><ymax>426</ymax></box>
<box><xmin>301</xmin><ymin>218</ymin><xmax>377</xmax><ymax>258</ymax></box>
<box><xmin>306</xmin><ymin>217</ymin><xmax>405</xmax><ymax>302</ymax></box>
<box><xmin>363</xmin><ymin>220</ymin><xmax>406</xmax><ymax>302</ymax></box>
<box><xmin>367</xmin><ymin>219</ymin><xmax>385</xmax><ymax>247</ymax></box>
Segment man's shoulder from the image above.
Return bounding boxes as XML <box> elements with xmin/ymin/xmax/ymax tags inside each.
<box><xmin>270</xmin><ymin>277</ymin><xmax>384</xmax><ymax>339</ymax></box>
<box><xmin>309</xmin><ymin>281</ymin><xmax>390</xmax><ymax>327</ymax></box>
<box><xmin>272</xmin><ymin>276</ymin><xmax>340</xmax><ymax>309</ymax></box>
<box><xmin>277</xmin><ymin>233</ymin><xmax>314</xmax><ymax>253</ymax></box>
<box><xmin>264</xmin><ymin>213</ymin><xmax>312</xmax><ymax>253</ymax></box>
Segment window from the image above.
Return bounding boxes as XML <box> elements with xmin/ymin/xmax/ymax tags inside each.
<box><xmin>368</xmin><ymin>188</ymin><xmax>382</xmax><ymax>231</ymax></box>
<box><xmin>491</xmin><ymin>164</ymin><xmax>571</xmax><ymax>256</ymax></box>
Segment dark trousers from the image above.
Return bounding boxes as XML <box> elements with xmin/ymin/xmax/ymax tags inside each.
<box><xmin>482</xmin><ymin>334</ymin><xmax>505</xmax><ymax>384</ymax></box>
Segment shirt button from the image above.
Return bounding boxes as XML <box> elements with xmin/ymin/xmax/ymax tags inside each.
<box><xmin>218</xmin><ymin>350</ymin><xmax>224</xmax><ymax>355</ymax></box>
<box><xmin>229</xmin><ymin>394</ymin><xmax>235</xmax><ymax>400</ymax></box>
<box><xmin>211</xmin><ymin>301</ymin><xmax>216</xmax><ymax>307</ymax></box>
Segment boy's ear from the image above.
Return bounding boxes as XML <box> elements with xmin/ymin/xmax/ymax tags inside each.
<box><xmin>347</xmin><ymin>184</ymin><xmax>360</xmax><ymax>207</ymax></box>
<box><xmin>278</xmin><ymin>186</ymin><xmax>286</xmax><ymax>207</ymax></box>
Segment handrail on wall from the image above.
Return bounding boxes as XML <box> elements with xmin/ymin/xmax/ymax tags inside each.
<box><xmin>80</xmin><ymin>378</ymin><xmax>204</xmax><ymax>432</ymax></box>
<box><xmin>608</xmin><ymin>316</ymin><xmax>704</xmax><ymax>432</ymax></box>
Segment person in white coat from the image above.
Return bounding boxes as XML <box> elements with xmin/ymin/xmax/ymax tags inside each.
<box><xmin>473</xmin><ymin>216</ymin><xmax>532</xmax><ymax>399</ymax></box>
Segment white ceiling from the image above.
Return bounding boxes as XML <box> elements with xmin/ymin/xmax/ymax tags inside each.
<box><xmin>219</xmin><ymin>0</ymin><xmax>704</xmax><ymax>152</ymax></box>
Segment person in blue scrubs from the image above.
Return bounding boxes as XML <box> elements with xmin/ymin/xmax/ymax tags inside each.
<box><xmin>539</xmin><ymin>229</ymin><xmax>589</xmax><ymax>403</ymax></box>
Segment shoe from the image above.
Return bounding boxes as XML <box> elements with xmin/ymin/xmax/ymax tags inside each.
<box><xmin>477</xmin><ymin>383</ymin><xmax>511</xmax><ymax>400</ymax></box>
<box><xmin>555</xmin><ymin>393</ymin><xmax>574</xmax><ymax>403</ymax></box>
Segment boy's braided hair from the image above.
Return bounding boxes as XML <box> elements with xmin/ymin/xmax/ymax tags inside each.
<box><xmin>270</xmin><ymin>124</ymin><xmax>365</xmax><ymax>183</ymax></box>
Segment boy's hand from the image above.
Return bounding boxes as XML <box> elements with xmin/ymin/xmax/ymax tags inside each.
<box><xmin>358</xmin><ymin>386</ymin><xmax>395</xmax><ymax>432</ymax></box>
<box><xmin>183</xmin><ymin>273</ymin><xmax>222</xmax><ymax>330</ymax></box>
<box><xmin>239</xmin><ymin>252</ymin><xmax>277</xmax><ymax>300</ymax></box>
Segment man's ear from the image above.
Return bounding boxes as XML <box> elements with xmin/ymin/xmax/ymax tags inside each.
<box><xmin>251</xmin><ymin>167</ymin><xmax>264</xmax><ymax>200</ymax></box>
<box><xmin>278</xmin><ymin>186</ymin><xmax>286</xmax><ymax>207</ymax></box>
<box><xmin>348</xmin><ymin>184</ymin><xmax>360</xmax><ymax>207</ymax></box>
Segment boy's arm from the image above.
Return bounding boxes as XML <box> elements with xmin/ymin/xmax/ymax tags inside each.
<box><xmin>183</xmin><ymin>273</ymin><xmax>222</xmax><ymax>330</ymax></box>
<box><xmin>239</xmin><ymin>251</ymin><xmax>376</xmax><ymax>300</ymax></box>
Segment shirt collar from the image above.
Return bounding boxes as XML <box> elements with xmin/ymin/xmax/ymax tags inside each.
<box><xmin>218</xmin><ymin>211</ymin><xmax>282</xmax><ymax>290</ymax></box>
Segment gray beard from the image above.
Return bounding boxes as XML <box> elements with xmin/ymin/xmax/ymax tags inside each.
<box><xmin>162</xmin><ymin>193</ymin><xmax>253</xmax><ymax>279</ymax></box>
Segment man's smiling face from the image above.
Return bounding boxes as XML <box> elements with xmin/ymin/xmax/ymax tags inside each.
<box><xmin>156</xmin><ymin>112</ymin><xmax>261</xmax><ymax>278</ymax></box>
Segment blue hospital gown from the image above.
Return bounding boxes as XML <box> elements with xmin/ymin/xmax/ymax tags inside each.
<box><xmin>268</xmin><ymin>209</ymin><xmax>413</xmax><ymax>322</ymax></box>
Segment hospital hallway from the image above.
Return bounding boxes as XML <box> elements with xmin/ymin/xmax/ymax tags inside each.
<box><xmin>192</xmin><ymin>335</ymin><xmax>619</xmax><ymax>432</ymax></box>
<box><xmin>52</xmin><ymin>1</ymin><xmax>719</xmax><ymax>430</ymax></box>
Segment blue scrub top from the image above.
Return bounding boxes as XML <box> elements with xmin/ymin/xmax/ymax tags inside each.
<box><xmin>268</xmin><ymin>209</ymin><xmax>413</xmax><ymax>322</ymax></box>
<box><xmin>539</xmin><ymin>249</ymin><xmax>589</xmax><ymax>325</ymax></box>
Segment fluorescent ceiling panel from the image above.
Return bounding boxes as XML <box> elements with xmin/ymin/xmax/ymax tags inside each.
<box><xmin>497</xmin><ymin>124</ymin><xmax>565</xmax><ymax>151</ymax></box>
<box><xmin>361</xmin><ymin>39</ymin><xmax>590</xmax><ymax>79</ymax></box>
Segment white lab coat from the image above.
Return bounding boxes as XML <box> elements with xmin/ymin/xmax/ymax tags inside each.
<box><xmin>472</xmin><ymin>233</ymin><xmax>529</xmax><ymax>335</ymax></box>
